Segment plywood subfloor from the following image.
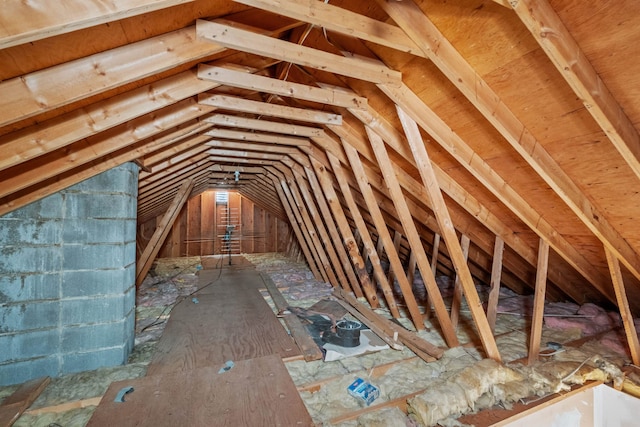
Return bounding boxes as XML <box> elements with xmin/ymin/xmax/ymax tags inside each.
<box><xmin>87</xmin><ymin>355</ymin><xmax>314</xmax><ymax>427</ymax></box>
<box><xmin>147</xmin><ymin>257</ymin><xmax>301</xmax><ymax>376</ymax></box>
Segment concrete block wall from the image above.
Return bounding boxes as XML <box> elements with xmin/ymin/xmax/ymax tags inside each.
<box><xmin>0</xmin><ymin>163</ymin><xmax>138</xmax><ymax>386</ymax></box>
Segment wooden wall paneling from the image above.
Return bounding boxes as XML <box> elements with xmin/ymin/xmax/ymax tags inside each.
<box><xmin>528</xmin><ymin>239</ymin><xmax>550</xmax><ymax>365</ymax></box>
<box><xmin>269</xmin><ymin>172</ymin><xmax>323</xmax><ymax>280</ymax></box>
<box><xmin>136</xmin><ymin>178</ymin><xmax>194</xmax><ymax>285</ymax></box>
<box><xmin>486</xmin><ymin>236</ymin><xmax>505</xmax><ymax>333</ymax></box>
<box><xmin>376</xmin><ymin>0</ymin><xmax>640</xmax><ymax>292</ymax></box>
<box><xmin>254</xmin><ymin>200</ymin><xmax>266</xmax><ymax>252</ymax></box>
<box><xmin>310</xmin><ymin>157</ymin><xmax>374</xmax><ymax>303</ymax></box>
<box><xmin>265</xmin><ymin>211</ymin><xmax>275</xmax><ymax>252</ymax></box>
<box><xmin>186</xmin><ymin>195</ymin><xmax>202</xmax><ymax>256</ymax></box>
<box><xmin>326</xmin><ymin>153</ymin><xmax>401</xmax><ymax>317</ymax></box>
<box><xmin>201</xmin><ymin>191</ymin><xmax>216</xmax><ymax>255</ymax></box>
<box><xmin>604</xmin><ymin>247</ymin><xmax>640</xmax><ymax>366</ymax></box>
<box><xmin>280</xmin><ymin>168</ymin><xmax>336</xmax><ymax>286</ymax></box>
<box><xmin>450</xmin><ymin>234</ymin><xmax>471</xmax><ymax>330</ymax></box>
<box><xmin>293</xmin><ymin>169</ymin><xmax>351</xmax><ymax>292</ymax></box>
<box><xmin>240</xmin><ymin>196</ymin><xmax>254</xmax><ymax>253</ymax></box>
<box><xmin>340</xmin><ymin>140</ymin><xmax>427</xmax><ymax>331</ymax></box>
<box><xmin>397</xmin><ymin>107</ymin><xmax>500</xmax><ymax>361</ymax></box>
<box><xmin>363</xmin><ymin>127</ymin><xmax>456</xmax><ymax>342</ymax></box>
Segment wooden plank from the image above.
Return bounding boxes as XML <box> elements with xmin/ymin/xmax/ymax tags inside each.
<box><xmin>363</xmin><ymin>127</ymin><xmax>457</xmax><ymax>342</ymax></box>
<box><xmin>198</xmin><ymin>94</ymin><xmax>341</xmax><ymax>125</ymax></box>
<box><xmin>0</xmin><ymin>377</ymin><xmax>50</xmax><ymax>427</ymax></box>
<box><xmin>309</xmin><ymin>157</ymin><xmax>377</xmax><ymax>304</ymax></box>
<box><xmin>136</xmin><ymin>178</ymin><xmax>195</xmax><ymax>286</ymax></box>
<box><xmin>604</xmin><ymin>247</ymin><xmax>640</xmax><ymax>366</ymax></box>
<box><xmin>0</xmin><ymin>0</ymin><xmax>193</xmax><ymax>49</ymax></box>
<box><xmin>270</xmin><ymin>174</ymin><xmax>323</xmax><ymax>281</ymax></box>
<box><xmin>25</xmin><ymin>397</ymin><xmax>102</xmax><ymax>416</ymax></box>
<box><xmin>450</xmin><ymin>234</ymin><xmax>471</xmax><ymax>330</ymax></box>
<box><xmin>147</xmin><ymin>267</ymin><xmax>301</xmax><ymax>376</ymax></box>
<box><xmin>198</xmin><ymin>64</ymin><xmax>367</xmax><ymax>109</ymax></box>
<box><xmin>397</xmin><ymin>106</ymin><xmax>500</xmax><ymax>361</ymax></box>
<box><xmin>205</xmin><ymin>128</ymin><xmax>311</xmax><ymax>147</ymax></box>
<box><xmin>376</xmin><ymin>0</ymin><xmax>640</xmax><ymax>290</ymax></box>
<box><xmin>303</xmin><ymin>163</ymin><xmax>364</xmax><ymax>298</ymax></box>
<box><xmin>196</xmin><ymin>19</ymin><xmax>401</xmax><ymax>85</ymax></box>
<box><xmin>528</xmin><ymin>239</ymin><xmax>550</xmax><ymax>365</ymax></box>
<box><xmin>88</xmin><ymin>355</ymin><xmax>313</xmax><ymax>427</ymax></box>
<box><xmin>326</xmin><ymin>152</ymin><xmax>401</xmax><ymax>319</ymax></box>
<box><xmin>205</xmin><ymin>114</ymin><xmax>323</xmax><ymax>138</ymax></box>
<box><xmin>335</xmin><ymin>288</ymin><xmax>443</xmax><ymax>360</ymax></box>
<box><xmin>260</xmin><ymin>273</ymin><xmax>324</xmax><ymax>362</ymax></box>
<box><xmin>486</xmin><ymin>236</ymin><xmax>505</xmax><ymax>333</ymax></box>
<box><xmin>512</xmin><ymin>0</ymin><xmax>640</xmax><ymax>182</ymax></box>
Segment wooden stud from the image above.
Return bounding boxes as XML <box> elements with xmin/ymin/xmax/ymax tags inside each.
<box><xmin>450</xmin><ymin>234</ymin><xmax>471</xmax><ymax>330</ymax></box>
<box><xmin>340</xmin><ymin>141</ymin><xmax>426</xmax><ymax>331</ymax></box>
<box><xmin>528</xmin><ymin>239</ymin><xmax>550</xmax><ymax>365</ymax></box>
<box><xmin>364</xmin><ymin>127</ymin><xmax>458</xmax><ymax>343</ymax></box>
<box><xmin>326</xmin><ymin>152</ymin><xmax>400</xmax><ymax>318</ymax></box>
<box><xmin>136</xmin><ymin>178</ymin><xmax>195</xmax><ymax>286</ymax></box>
<box><xmin>604</xmin><ymin>247</ymin><xmax>640</xmax><ymax>366</ymax></box>
<box><xmin>270</xmin><ymin>173</ymin><xmax>323</xmax><ymax>281</ymax></box>
<box><xmin>397</xmin><ymin>106</ymin><xmax>500</xmax><ymax>360</ymax></box>
<box><xmin>310</xmin><ymin>156</ymin><xmax>378</xmax><ymax>306</ymax></box>
<box><xmin>486</xmin><ymin>236</ymin><xmax>505</xmax><ymax>333</ymax></box>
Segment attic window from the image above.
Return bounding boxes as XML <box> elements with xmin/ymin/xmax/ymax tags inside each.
<box><xmin>216</xmin><ymin>191</ymin><xmax>228</xmax><ymax>204</ymax></box>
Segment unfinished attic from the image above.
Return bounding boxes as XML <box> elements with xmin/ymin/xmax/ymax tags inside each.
<box><xmin>3</xmin><ymin>0</ymin><xmax>640</xmax><ymax>425</ymax></box>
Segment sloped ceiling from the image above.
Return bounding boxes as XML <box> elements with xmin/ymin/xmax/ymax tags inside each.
<box><xmin>2</xmin><ymin>0</ymin><xmax>640</xmax><ymax>343</ymax></box>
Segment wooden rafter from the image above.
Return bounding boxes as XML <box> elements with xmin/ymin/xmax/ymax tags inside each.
<box><xmin>397</xmin><ymin>106</ymin><xmax>500</xmax><ymax>361</ymax></box>
<box><xmin>196</xmin><ymin>19</ymin><xmax>401</xmax><ymax>85</ymax></box>
<box><xmin>364</xmin><ymin>127</ymin><xmax>459</xmax><ymax>345</ymax></box>
<box><xmin>511</xmin><ymin>0</ymin><xmax>640</xmax><ymax>183</ymax></box>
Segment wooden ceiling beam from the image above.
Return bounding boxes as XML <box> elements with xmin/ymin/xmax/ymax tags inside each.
<box><xmin>374</xmin><ymin>0</ymin><xmax>640</xmax><ymax>292</ymax></box>
<box><xmin>511</xmin><ymin>0</ymin><xmax>640</xmax><ymax>183</ymax></box>
<box><xmin>198</xmin><ymin>94</ymin><xmax>341</xmax><ymax>125</ymax></box>
<box><xmin>139</xmin><ymin>162</ymin><xmax>211</xmax><ymax>208</ymax></box>
<box><xmin>205</xmin><ymin>114</ymin><xmax>323</xmax><ymax>138</ymax></box>
<box><xmin>198</xmin><ymin>64</ymin><xmax>367</xmax><ymax>109</ymax></box>
<box><xmin>206</xmin><ymin>155</ymin><xmax>278</xmax><ymax>166</ymax></box>
<box><xmin>205</xmin><ymin>140</ymin><xmax>301</xmax><ymax>155</ymax></box>
<box><xmin>196</xmin><ymin>19</ymin><xmax>401</xmax><ymax>85</ymax></box>
<box><xmin>205</xmin><ymin>128</ymin><xmax>310</xmax><ymax>146</ymax></box>
<box><xmin>0</xmin><ymin>71</ymin><xmax>217</xmax><ymax>173</ymax></box>
<box><xmin>139</xmin><ymin>155</ymin><xmax>210</xmax><ymax>194</ymax></box>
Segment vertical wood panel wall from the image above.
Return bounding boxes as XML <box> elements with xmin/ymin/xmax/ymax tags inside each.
<box><xmin>137</xmin><ymin>191</ymin><xmax>291</xmax><ymax>258</ymax></box>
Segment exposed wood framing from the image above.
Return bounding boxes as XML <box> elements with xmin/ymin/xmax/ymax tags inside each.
<box><xmin>511</xmin><ymin>0</ymin><xmax>640</xmax><ymax>182</ymax></box>
<box><xmin>486</xmin><ymin>236</ymin><xmax>505</xmax><ymax>333</ymax></box>
<box><xmin>397</xmin><ymin>107</ymin><xmax>500</xmax><ymax>361</ymax></box>
<box><xmin>196</xmin><ymin>19</ymin><xmax>401</xmax><ymax>85</ymax></box>
<box><xmin>341</xmin><ymin>140</ymin><xmax>427</xmax><ymax>331</ymax></box>
<box><xmin>364</xmin><ymin>127</ymin><xmax>458</xmax><ymax>344</ymax></box>
<box><xmin>450</xmin><ymin>234</ymin><xmax>471</xmax><ymax>330</ymax></box>
<box><xmin>136</xmin><ymin>178</ymin><xmax>195</xmax><ymax>286</ymax></box>
<box><xmin>205</xmin><ymin>114</ymin><xmax>323</xmax><ymax>138</ymax></box>
<box><xmin>326</xmin><ymin>152</ymin><xmax>401</xmax><ymax>318</ymax></box>
<box><xmin>604</xmin><ymin>247</ymin><xmax>640</xmax><ymax>366</ymax></box>
<box><xmin>528</xmin><ymin>239</ymin><xmax>550</xmax><ymax>365</ymax></box>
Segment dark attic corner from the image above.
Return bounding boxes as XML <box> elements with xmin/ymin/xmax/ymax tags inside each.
<box><xmin>3</xmin><ymin>0</ymin><xmax>640</xmax><ymax>425</ymax></box>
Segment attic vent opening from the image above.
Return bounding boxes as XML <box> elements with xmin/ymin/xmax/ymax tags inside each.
<box><xmin>216</xmin><ymin>191</ymin><xmax>229</xmax><ymax>204</ymax></box>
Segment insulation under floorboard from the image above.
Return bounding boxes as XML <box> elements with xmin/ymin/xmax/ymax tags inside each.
<box><xmin>2</xmin><ymin>253</ymin><xmax>640</xmax><ymax>426</ymax></box>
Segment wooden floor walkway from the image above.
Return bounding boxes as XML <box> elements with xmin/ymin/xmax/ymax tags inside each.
<box><xmin>88</xmin><ymin>255</ymin><xmax>312</xmax><ymax>426</ymax></box>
